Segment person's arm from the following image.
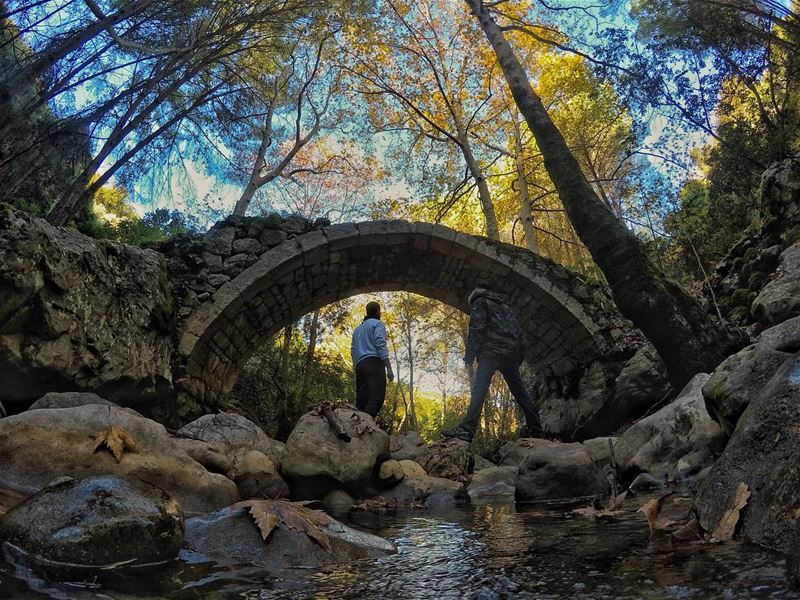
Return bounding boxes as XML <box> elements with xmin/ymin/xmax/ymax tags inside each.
<box><xmin>350</xmin><ymin>331</ymin><xmax>357</xmax><ymax>370</ymax></box>
<box><xmin>465</xmin><ymin>300</ymin><xmax>488</xmax><ymax>365</ymax></box>
<box><xmin>374</xmin><ymin>321</ymin><xmax>394</xmax><ymax>381</ymax></box>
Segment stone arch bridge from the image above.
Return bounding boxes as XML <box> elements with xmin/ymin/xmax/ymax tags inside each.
<box><xmin>164</xmin><ymin>215</ymin><xmax>633</xmax><ymax>413</ymax></box>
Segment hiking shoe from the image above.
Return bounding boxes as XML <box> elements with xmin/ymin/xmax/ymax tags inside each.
<box><xmin>441</xmin><ymin>425</ymin><xmax>473</xmax><ymax>442</ymax></box>
<box><xmin>519</xmin><ymin>425</ymin><xmax>545</xmax><ymax>439</ymax></box>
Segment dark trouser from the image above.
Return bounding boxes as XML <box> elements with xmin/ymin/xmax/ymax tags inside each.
<box><xmin>460</xmin><ymin>355</ymin><xmax>542</xmax><ymax>436</ymax></box>
<box><xmin>355</xmin><ymin>356</ymin><xmax>387</xmax><ymax>417</ymax></box>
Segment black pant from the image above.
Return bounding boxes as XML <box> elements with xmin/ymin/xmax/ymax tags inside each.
<box><xmin>355</xmin><ymin>357</ymin><xmax>387</xmax><ymax>417</ymax></box>
<box><xmin>461</xmin><ymin>355</ymin><xmax>542</xmax><ymax>435</ymax></box>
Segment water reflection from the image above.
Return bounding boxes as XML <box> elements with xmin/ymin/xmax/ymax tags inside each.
<box><xmin>1</xmin><ymin>492</ymin><xmax>795</xmax><ymax>599</ymax></box>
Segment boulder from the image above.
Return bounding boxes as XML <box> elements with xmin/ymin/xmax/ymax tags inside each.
<box><xmin>28</xmin><ymin>391</ymin><xmax>116</xmax><ymax>410</ymax></box>
<box><xmin>173</xmin><ymin>438</ymin><xmax>231</xmax><ymax>475</ymax></box>
<box><xmin>0</xmin><ymin>208</ymin><xmax>174</xmax><ymax>408</ymax></box>
<box><xmin>281</xmin><ymin>407</ymin><xmax>389</xmax><ymax>498</ymax></box>
<box><xmin>0</xmin><ymin>476</ymin><xmax>183</xmax><ymax>567</ymax></box>
<box><xmin>581</xmin><ymin>437</ymin><xmax>617</xmax><ymax>467</ymax></box>
<box><xmin>233</xmin><ymin>450</ymin><xmax>289</xmax><ymax>500</ymax></box>
<box><xmin>467</xmin><ymin>466</ymin><xmax>518</xmax><ymax>503</ymax></box>
<box><xmin>322</xmin><ymin>490</ymin><xmax>355</xmax><ymax>513</ymax></box>
<box><xmin>696</xmin><ymin>352</ymin><xmax>800</xmax><ymax>553</ymax></box>
<box><xmin>703</xmin><ymin>343</ymin><xmax>793</xmax><ymax>436</ymax></box>
<box><xmin>377</xmin><ymin>460</ymin><xmax>405</xmax><ymax>487</ymax></box>
<box><xmin>499</xmin><ymin>439</ymin><xmax>608</xmax><ymax>501</ymax></box>
<box><xmin>575</xmin><ymin>346</ymin><xmax>670</xmax><ymax>438</ymax></box>
<box><xmin>389</xmin><ymin>431</ymin><xmax>427</xmax><ymax>461</ymax></box>
<box><xmin>0</xmin><ymin>405</ymin><xmax>239</xmax><ymax>513</ymax></box>
<box><xmin>415</xmin><ymin>439</ymin><xmax>474</xmax><ymax>481</ymax></box>
<box><xmin>398</xmin><ymin>460</ymin><xmax>427</xmax><ymax>479</ymax></box>
<box><xmin>473</xmin><ymin>455</ymin><xmax>496</xmax><ymax>471</ymax></box>
<box><xmin>752</xmin><ymin>242</ymin><xmax>800</xmax><ymax>326</ymax></box>
<box><xmin>184</xmin><ymin>505</ymin><xmax>395</xmax><ymax>569</ymax></box>
<box><xmin>614</xmin><ymin>374</ymin><xmax>725</xmax><ymax>480</ymax></box>
<box><xmin>177</xmin><ymin>413</ymin><xmax>285</xmax><ymax>470</ymax></box>
<box><xmin>629</xmin><ymin>473</ymin><xmax>665</xmax><ymax>492</ymax></box>
<box><xmin>381</xmin><ymin>474</ymin><xmax>466</xmax><ymax>508</ymax></box>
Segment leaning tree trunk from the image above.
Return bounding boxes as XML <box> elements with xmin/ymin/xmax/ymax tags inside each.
<box><xmin>463</xmin><ymin>0</ymin><xmax>736</xmax><ymax>388</ymax></box>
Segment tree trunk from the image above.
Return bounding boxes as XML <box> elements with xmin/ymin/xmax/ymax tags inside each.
<box><xmin>299</xmin><ymin>309</ymin><xmax>320</xmax><ymax>401</ymax></box>
<box><xmin>404</xmin><ymin>317</ymin><xmax>419</xmax><ymax>430</ymax></box>
<box><xmin>457</xmin><ymin>128</ymin><xmax>500</xmax><ymax>240</ymax></box>
<box><xmin>512</xmin><ymin>113</ymin><xmax>539</xmax><ymax>252</ymax></box>
<box><xmin>275</xmin><ymin>324</ymin><xmax>293</xmax><ymax>438</ymax></box>
<box><xmin>463</xmin><ymin>0</ymin><xmax>736</xmax><ymax>388</ymax></box>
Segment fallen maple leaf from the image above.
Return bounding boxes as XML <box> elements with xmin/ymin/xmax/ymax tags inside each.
<box><xmin>236</xmin><ymin>499</ymin><xmax>334</xmax><ymax>552</ymax></box>
<box><xmin>608</xmin><ymin>491</ymin><xmax>628</xmax><ymax>511</ymax></box>
<box><xmin>638</xmin><ymin>492</ymin><xmax>675</xmax><ymax>540</ymax></box>
<box><xmin>711</xmin><ymin>482</ymin><xmax>751</xmax><ymax>542</ymax></box>
<box><xmin>92</xmin><ymin>425</ymin><xmax>139</xmax><ymax>463</ymax></box>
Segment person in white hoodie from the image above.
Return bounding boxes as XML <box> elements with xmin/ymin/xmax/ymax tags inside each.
<box><xmin>351</xmin><ymin>301</ymin><xmax>395</xmax><ymax>417</ymax></box>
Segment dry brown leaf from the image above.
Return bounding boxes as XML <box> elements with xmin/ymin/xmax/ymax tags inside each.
<box><xmin>608</xmin><ymin>491</ymin><xmax>628</xmax><ymax>511</ymax></box>
<box><xmin>236</xmin><ymin>499</ymin><xmax>334</xmax><ymax>552</ymax></box>
<box><xmin>92</xmin><ymin>425</ymin><xmax>139</xmax><ymax>463</ymax></box>
<box><xmin>711</xmin><ymin>482</ymin><xmax>751</xmax><ymax>542</ymax></box>
<box><xmin>638</xmin><ymin>492</ymin><xmax>675</xmax><ymax>540</ymax></box>
<box><xmin>670</xmin><ymin>517</ymin><xmax>704</xmax><ymax>543</ymax></box>
<box><xmin>518</xmin><ymin>439</ymin><xmax>536</xmax><ymax>448</ymax></box>
<box><xmin>353</xmin><ymin>497</ymin><xmax>398</xmax><ymax>513</ymax></box>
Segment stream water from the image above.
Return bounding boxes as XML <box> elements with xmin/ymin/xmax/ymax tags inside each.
<box><xmin>0</xmin><ymin>489</ymin><xmax>794</xmax><ymax>599</ymax></box>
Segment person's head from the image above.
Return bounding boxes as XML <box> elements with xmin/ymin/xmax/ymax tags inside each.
<box><xmin>365</xmin><ymin>301</ymin><xmax>381</xmax><ymax>319</ymax></box>
<box><xmin>468</xmin><ymin>280</ymin><xmax>499</xmax><ymax>305</ymax></box>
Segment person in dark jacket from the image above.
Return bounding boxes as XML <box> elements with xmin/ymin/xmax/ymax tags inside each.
<box><xmin>351</xmin><ymin>301</ymin><xmax>395</xmax><ymax>417</ymax></box>
<box><xmin>442</xmin><ymin>282</ymin><xmax>543</xmax><ymax>442</ymax></box>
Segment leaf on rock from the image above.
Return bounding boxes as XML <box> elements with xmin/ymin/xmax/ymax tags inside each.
<box><xmin>351</xmin><ymin>412</ymin><xmax>380</xmax><ymax>436</ymax></box>
<box><xmin>711</xmin><ymin>482</ymin><xmax>751</xmax><ymax>542</ymax></box>
<box><xmin>92</xmin><ymin>425</ymin><xmax>139</xmax><ymax>463</ymax></box>
<box><xmin>638</xmin><ymin>492</ymin><xmax>675</xmax><ymax>540</ymax></box>
<box><xmin>237</xmin><ymin>499</ymin><xmax>334</xmax><ymax>552</ymax></box>
<box><xmin>608</xmin><ymin>491</ymin><xmax>628</xmax><ymax>511</ymax></box>
<box><xmin>354</xmin><ymin>497</ymin><xmax>398</xmax><ymax>512</ymax></box>
<box><xmin>518</xmin><ymin>439</ymin><xmax>536</xmax><ymax>448</ymax></box>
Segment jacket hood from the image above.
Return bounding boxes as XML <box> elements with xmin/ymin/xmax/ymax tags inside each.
<box><xmin>468</xmin><ymin>287</ymin><xmax>505</xmax><ymax>306</ymax></box>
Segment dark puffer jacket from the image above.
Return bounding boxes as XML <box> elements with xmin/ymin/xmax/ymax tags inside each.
<box><xmin>464</xmin><ymin>287</ymin><xmax>526</xmax><ymax>364</ymax></box>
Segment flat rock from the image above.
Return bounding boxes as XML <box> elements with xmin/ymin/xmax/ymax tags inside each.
<box><xmin>184</xmin><ymin>505</ymin><xmax>395</xmax><ymax>568</ymax></box>
<box><xmin>0</xmin><ymin>405</ymin><xmax>239</xmax><ymax>513</ymax></box>
<box><xmin>0</xmin><ymin>476</ymin><xmax>183</xmax><ymax>567</ymax></box>
<box><xmin>500</xmin><ymin>439</ymin><xmax>608</xmax><ymax>501</ymax></box>
<box><xmin>381</xmin><ymin>474</ymin><xmax>466</xmax><ymax>508</ymax></box>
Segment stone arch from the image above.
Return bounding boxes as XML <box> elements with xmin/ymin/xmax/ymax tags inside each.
<box><xmin>176</xmin><ymin>220</ymin><xmax>622</xmax><ymax>408</ymax></box>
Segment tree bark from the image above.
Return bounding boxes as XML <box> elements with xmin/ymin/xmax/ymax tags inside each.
<box><xmin>299</xmin><ymin>309</ymin><xmax>320</xmax><ymax>401</ymax></box>
<box><xmin>463</xmin><ymin>0</ymin><xmax>736</xmax><ymax>388</ymax></box>
<box><xmin>512</xmin><ymin>113</ymin><xmax>539</xmax><ymax>252</ymax></box>
<box><xmin>456</xmin><ymin>124</ymin><xmax>500</xmax><ymax>240</ymax></box>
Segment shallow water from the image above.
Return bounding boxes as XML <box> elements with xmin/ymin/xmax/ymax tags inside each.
<box><xmin>0</xmin><ymin>490</ymin><xmax>794</xmax><ymax>599</ymax></box>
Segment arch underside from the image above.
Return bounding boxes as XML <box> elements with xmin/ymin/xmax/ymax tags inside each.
<box><xmin>178</xmin><ymin>221</ymin><xmax>608</xmax><ymax>404</ymax></box>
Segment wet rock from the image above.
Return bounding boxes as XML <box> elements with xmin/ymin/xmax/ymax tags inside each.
<box><xmin>28</xmin><ymin>392</ymin><xmax>116</xmax><ymax>410</ymax></box>
<box><xmin>322</xmin><ymin>490</ymin><xmax>355</xmax><ymax>513</ymax></box>
<box><xmin>467</xmin><ymin>466</ymin><xmax>518</xmax><ymax>503</ymax></box>
<box><xmin>614</xmin><ymin>374</ymin><xmax>725</xmax><ymax>480</ymax></box>
<box><xmin>415</xmin><ymin>439</ymin><xmax>474</xmax><ymax>481</ymax></box>
<box><xmin>0</xmin><ymin>405</ymin><xmax>239</xmax><ymax>513</ymax></box>
<box><xmin>499</xmin><ymin>439</ymin><xmax>608</xmax><ymax>501</ymax></box>
<box><xmin>398</xmin><ymin>460</ymin><xmax>427</xmax><ymax>479</ymax></box>
<box><xmin>0</xmin><ymin>476</ymin><xmax>183</xmax><ymax>567</ymax></box>
<box><xmin>752</xmin><ymin>242</ymin><xmax>800</xmax><ymax>326</ymax></box>
<box><xmin>696</xmin><ymin>352</ymin><xmax>800</xmax><ymax>553</ymax></box>
<box><xmin>177</xmin><ymin>413</ymin><xmax>285</xmax><ymax>469</ymax></box>
<box><xmin>703</xmin><ymin>343</ymin><xmax>794</xmax><ymax>436</ymax></box>
<box><xmin>184</xmin><ymin>504</ymin><xmax>395</xmax><ymax>568</ymax></box>
<box><xmin>389</xmin><ymin>431</ymin><xmax>428</xmax><ymax>461</ymax></box>
<box><xmin>381</xmin><ymin>474</ymin><xmax>466</xmax><ymax>508</ymax></box>
<box><xmin>233</xmin><ymin>450</ymin><xmax>289</xmax><ymax>500</ymax></box>
<box><xmin>629</xmin><ymin>473</ymin><xmax>664</xmax><ymax>492</ymax></box>
<box><xmin>377</xmin><ymin>460</ymin><xmax>405</xmax><ymax>487</ymax></box>
<box><xmin>281</xmin><ymin>407</ymin><xmax>389</xmax><ymax>499</ymax></box>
